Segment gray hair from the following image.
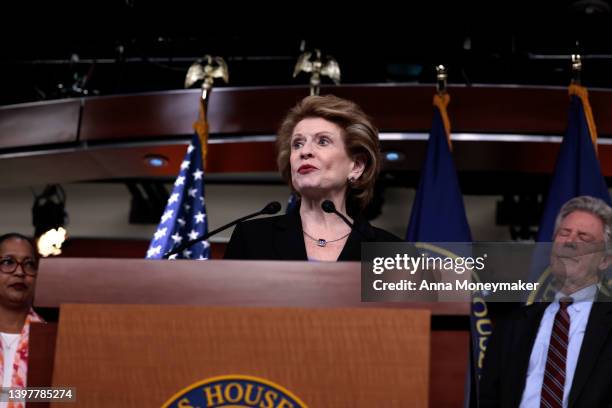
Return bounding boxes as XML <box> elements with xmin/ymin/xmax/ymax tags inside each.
<box><xmin>553</xmin><ymin>196</ymin><xmax>612</xmax><ymax>245</ymax></box>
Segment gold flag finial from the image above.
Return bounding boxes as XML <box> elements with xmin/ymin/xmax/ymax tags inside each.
<box><xmin>436</xmin><ymin>64</ymin><xmax>448</xmax><ymax>94</ymax></box>
<box><xmin>434</xmin><ymin>65</ymin><xmax>451</xmax><ymax>150</ymax></box>
<box><xmin>184</xmin><ymin>55</ymin><xmax>228</xmax><ymax>170</ymax></box>
<box><xmin>571</xmin><ymin>54</ymin><xmax>582</xmax><ymax>85</ymax></box>
<box><xmin>185</xmin><ymin>55</ymin><xmax>229</xmax><ymax>103</ymax></box>
<box><xmin>293</xmin><ymin>49</ymin><xmax>341</xmax><ymax>96</ymax></box>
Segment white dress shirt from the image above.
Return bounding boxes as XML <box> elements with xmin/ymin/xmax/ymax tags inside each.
<box><xmin>519</xmin><ymin>284</ymin><xmax>597</xmax><ymax>408</ymax></box>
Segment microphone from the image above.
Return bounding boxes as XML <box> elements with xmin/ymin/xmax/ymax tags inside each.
<box><xmin>164</xmin><ymin>201</ymin><xmax>281</xmax><ymax>258</ymax></box>
<box><xmin>321</xmin><ymin>200</ymin><xmax>353</xmax><ymax>228</ymax></box>
<box><xmin>321</xmin><ymin>200</ymin><xmax>372</xmax><ymax>241</ymax></box>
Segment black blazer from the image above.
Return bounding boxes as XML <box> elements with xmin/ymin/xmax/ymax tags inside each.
<box><xmin>479</xmin><ymin>293</ymin><xmax>612</xmax><ymax>408</ymax></box>
<box><xmin>224</xmin><ymin>209</ymin><xmax>402</xmax><ymax>261</ymax></box>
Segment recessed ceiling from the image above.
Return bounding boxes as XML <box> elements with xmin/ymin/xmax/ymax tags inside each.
<box><xmin>3</xmin><ymin>1</ymin><xmax>612</xmax><ymax>106</ymax></box>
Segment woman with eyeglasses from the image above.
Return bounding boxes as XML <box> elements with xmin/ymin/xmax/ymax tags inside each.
<box><xmin>0</xmin><ymin>233</ymin><xmax>44</xmax><ymax>405</ymax></box>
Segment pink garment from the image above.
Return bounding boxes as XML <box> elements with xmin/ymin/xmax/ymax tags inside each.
<box><xmin>0</xmin><ymin>309</ymin><xmax>44</xmax><ymax>408</ymax></box>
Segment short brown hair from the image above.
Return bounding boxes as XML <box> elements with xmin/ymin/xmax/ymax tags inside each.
<box><xmin>277</xmin><ymin>95</ymin><xmax>381</xmax><ymax>213</ymax></box>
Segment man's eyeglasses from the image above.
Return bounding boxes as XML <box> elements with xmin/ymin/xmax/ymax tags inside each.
<box><xmin>0</xmin><ymin>256</ymin><xmax>38</xmax><ymax>276</ymax></box>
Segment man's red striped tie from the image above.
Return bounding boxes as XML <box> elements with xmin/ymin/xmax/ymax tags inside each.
<box><xmin>541</xmin><ymin>297</ymin><xmax>573</xmax><ymax>408</ymax></box>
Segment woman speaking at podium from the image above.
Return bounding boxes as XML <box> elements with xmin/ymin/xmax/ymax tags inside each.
<box><xmin>224</xmin><ymin>95</ymin><xmax>400</xmax><ymax>261</ymax></box>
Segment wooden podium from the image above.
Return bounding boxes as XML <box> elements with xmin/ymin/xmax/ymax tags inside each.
<box><xmin>29</xmin><ymin>259</ymin><xmax>469</xmax><ymax>407</ymax></box>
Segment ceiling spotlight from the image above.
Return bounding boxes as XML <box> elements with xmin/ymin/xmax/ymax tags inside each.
<box><xmin>144</xmin><ymin>154</ymin><xmax>169</xmax><ymax>168</ymax></box>
<box><xmin>37</xmin><ymin>227</ymin><xmax>68</xmax><ymax>257</ymax></box>
<box><xmin>383</xmin><ymin>151</ymin><xmax>405</xmax><ymax>162</ymax></box>
<box><xmin>32</xmin><ymin>185</ymin><xmax>68</xmax><ymax>257</ymax></box>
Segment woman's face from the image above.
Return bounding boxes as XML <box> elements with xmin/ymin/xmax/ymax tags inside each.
<box><xmin>289</xmin><ymin>117</ymin><xmax>363</xmax><ymax>199</ymax></box>
<box><xmin>0</xmin><ymin>237</ymin><xmax>38</xmax><ymax>310</ymax></box>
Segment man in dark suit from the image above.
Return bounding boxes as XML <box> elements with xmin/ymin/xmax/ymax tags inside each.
<box><xmin>480</xmin><ymin>196</ymin><xmax>612</xmax><ymax>408</ymax></box>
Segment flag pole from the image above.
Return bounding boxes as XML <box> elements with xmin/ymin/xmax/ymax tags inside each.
<box><xmin>434</xmin><ymin>65</ymin><xmax>452</xmax><ymax>151</ymax></box>
<box><xmin>571</xmin><ymin>53</ymin><xmax>581</xmax><ymax>85</ymax></box>
<box><xmin>436</xmin><ymin>64</ymin><xmax>447</xmax><ymax>95</ymax></box>
<box><xmin>185</xmin><ymin>55</ymin><xmax>229</xmax><ymax>169</ymax></box>
<box><xmin>568</xmin><ymin>54</ymin><xmax>598</xmax><ymax>153</ymax></box>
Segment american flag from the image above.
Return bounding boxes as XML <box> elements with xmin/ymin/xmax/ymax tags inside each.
<box><xmin>146</xmin><ymin>133</ymin><xmax>210</xmax><ymax>260</ymax></box>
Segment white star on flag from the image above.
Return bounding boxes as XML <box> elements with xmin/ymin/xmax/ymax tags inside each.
<box><xmin>147</xmin><ymin>245</ymin><xmax>161</xmax><ymax>258</ymax></box>
<box><xmin>193</xmin><ymin>169</ymin><xmax>203</xmax><ymax>180</ymax></box>
<box><xmin>171</xmin><ymin>233</ymin><xmax>183</xmax><ymax>244</ymax></box>
<box><xmin>180</xmin><ymin>160</ymin><xmax>190</xmax><ymax>170</ymax></box>
<box><xmin>188</xmin><ymin>188</ymin><xmax>197</xmax><ymax>197</ymax></box>
<box><xmin>174</xmin><ymin>176</ymin><xmax>185</xmax><ymax>186</ymax></box>
<box><xmin>187</xmin><ymin>144</ymin><xmax>194</xmax><ymax>153</ymax></box>
<box><xmin>177</xmin><ymin>218</ymin><xmax>186</xmax><ymax>227</ymax></box>
<box><xmin>182</xmin><ymin>249</ymin><xmax>192</xmax><ymax>258</ymax></box>
<box><xmin>168</xmin><ymin>193</ymin><xmax>179</xmax><ymax>204</ymax></box>
<box><xmin>188</xmin><ymin>229</ymin><xmax>199</xmax><ymax>240</ymax></box>
<box><xmin>161</xmin><ymin>210</ymin><xmax>174</xmax><ymax>223</ymax></box>
<box><xmin>195</xmin><ymin>212</ymin><xmax>206</xmax><ymax>223</ymax></box>
<box><xmin>153</xmin><ymin>227</ymin><xmax>167</xmax><ymax>241</ymax></box>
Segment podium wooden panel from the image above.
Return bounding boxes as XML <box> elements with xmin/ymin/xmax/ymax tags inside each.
<box><xmin>34</xmin><ymin>259</ymin><xmax>468</xmax><ymax>314</ymax></box>
<box><xmin>49</xmin><ymin>304</ymin><xmax>429</xmax><ymax>407</ymax></box>
<box><xmin>28</xmin><ymin>259</ymin><xmax>469</xmax><ymax>407</ymax></box>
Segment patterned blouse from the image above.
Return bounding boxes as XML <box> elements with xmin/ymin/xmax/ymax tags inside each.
<box><xmin>0</xmin><ymin>309</ymin><xmax>44</xmax><ymax>408</ymax></box>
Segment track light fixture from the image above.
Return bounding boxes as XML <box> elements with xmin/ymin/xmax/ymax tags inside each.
<box><xmin>32</xmin><ymin>185</ymin><xmax>68</xmax><ymax>257</ymax></box>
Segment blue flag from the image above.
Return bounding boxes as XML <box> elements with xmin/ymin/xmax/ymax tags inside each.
<box><xmin>286</xmin><ymin>192</ymin><xmax>299</xmax><ymax>214</ymax></box>
<box><xmin>536</xmin><ymin>84</ymin><xmax>611</xmax><ymax>242</ymax></box>
<box><xmin>406</xmin><ymin>93</ymin><xmax>486</xmax><ymax>408</ymax></box>
<box><xmin>406</xmin><ymin>94</ymin><xmax>472</xmax><ymax>242</ymax></box>
<box><xmin>146</xmin><ymin>133</ymin><xmax>211</xmax><ymax>260</ymax></box>
<box><xmin>526</xmin><ymin>85</ymin><xmax>611</xmax><ymax>305</ymax></box>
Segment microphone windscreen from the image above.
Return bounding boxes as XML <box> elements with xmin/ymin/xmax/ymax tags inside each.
<box><xmin>321</xmin><ymin>200</ymin><xmax>336</xmax><ymax>213</ymax></box>
<box><xmin>262</xmin><ymin>201</ymin><xmax>282</xmax><ymax>215</ymax></box>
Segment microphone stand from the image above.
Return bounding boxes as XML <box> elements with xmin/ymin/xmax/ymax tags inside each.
<box><xmin>164</xmin><ymin>202</ymin><xmax>281</xmax><ymax>258</ymax></box>
<box><xmin>321</xmin><ymin>200</ymin><xmax>373</xmax><ymax>241</ymax></box>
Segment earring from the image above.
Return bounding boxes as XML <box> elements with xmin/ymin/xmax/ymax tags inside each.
<box><xmin>348</xmin><ymin>177</ymin><xmax>356</xmax><ymax>185</ymax></box>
